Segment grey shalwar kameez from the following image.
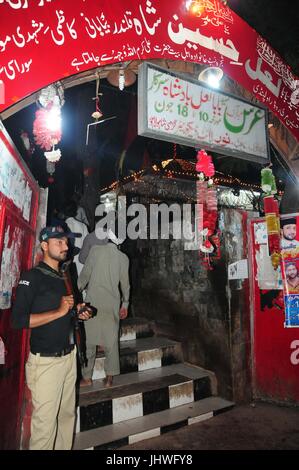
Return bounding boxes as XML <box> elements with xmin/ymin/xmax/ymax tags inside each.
<box><xmin>78</xmin><ymin>243</ymin><xmax>130</xmax><ymax>378</ymax></box>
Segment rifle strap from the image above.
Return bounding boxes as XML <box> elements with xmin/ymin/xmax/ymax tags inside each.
<box><xmin>34</xmin><ymin>265</ymin><xmax>63</xmax><ymax>280</ymax></box>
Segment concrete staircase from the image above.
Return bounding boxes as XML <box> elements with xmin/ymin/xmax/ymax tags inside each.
<box><xmin>74</xmin><ymin>317</ymin><xmax>234</xmax><ymax>450</ymax></box>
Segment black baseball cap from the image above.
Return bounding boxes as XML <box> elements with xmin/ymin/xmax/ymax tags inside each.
<box><xmin>39</xmin><ymin>225</ymin><xmax>82</xmax><ymax>242</ymax></box>
<box><xmin>281</xmin><ymin>217</ymin><xmax>297</xmax><ymax>227</ymax></box>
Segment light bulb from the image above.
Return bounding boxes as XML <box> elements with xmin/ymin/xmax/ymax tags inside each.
<box><xmin>46</xmin><ymin>106</ymin><xmax>61</xmax><ymax>131</ymax></box>
<box><xmin>119</xmin><ymin>70</ymin><xmax>125</xmax><ymax>91</ymax></box>
<box><xmin>207</xmin><ymin>73</ymin><xmax>220</xmax><ymax>89</ymax></box>
<box><xmin>186</xmin><ymin>0</ymin><xmax>205</xmax><ymax>15</ymax></box>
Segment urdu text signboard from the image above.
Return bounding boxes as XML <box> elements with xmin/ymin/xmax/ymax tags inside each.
<box><xmin>138</xmin><ymin>62</ymin><xmax>269</xmax><ymax>163</ymax></box>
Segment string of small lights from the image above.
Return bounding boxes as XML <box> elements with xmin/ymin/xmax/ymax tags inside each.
<box><xmin>99</xmin><ymin>144</ymin><xmax>286</xmax><ymax>209</ymax></box>
<box><xmin>99</xmin><ymin>166</ymin><xmax>271</xmax><ymax>195</ymax></box>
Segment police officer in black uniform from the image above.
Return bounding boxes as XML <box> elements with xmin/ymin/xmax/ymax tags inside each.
<box><xmin>12</xmin><ymin>226</ymin><xmax>91</xmax><ymax>450</ymax></box>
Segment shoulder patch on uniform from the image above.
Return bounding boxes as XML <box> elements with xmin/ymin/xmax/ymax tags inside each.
<box><xmin>19</xmin><ymin>280</ymin><xmax>30</xmax><ymax>286</ymax></box>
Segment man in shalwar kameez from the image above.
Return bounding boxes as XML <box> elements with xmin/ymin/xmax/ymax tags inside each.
<box><xmin>78</xmin><ymin>230</ymin><xmax>130</xmax><ymax>387</ymax></box>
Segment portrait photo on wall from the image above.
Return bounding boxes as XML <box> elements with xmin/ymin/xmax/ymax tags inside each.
<box><xmin>280</xmin><ymin>214</ymin><xmax>299</xmax><ymax>251</ymax></box>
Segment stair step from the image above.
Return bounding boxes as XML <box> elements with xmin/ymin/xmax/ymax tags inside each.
<box><xmin>77</xmin><ymin>363</ymin><xmax>215</xmax><ymax>433</ymax></box>
<box><xmin>93</xmin><ymin>337</ymin><xmax>183</xmax><ymax>379</ymax></box>
<box><xmin>78</xmin><ymin>372</ymin><xmax>211</xmax><ymax>432</ymax></box>
<box><xmin>82</xmin><ymin>363</ymin><xmax>217</xmax><ymax>395</ymax></box>
<box><xmin>80</xmin><ymin>374</ymin><xmax>194</xmax><ymax>406</ymax></box>
<box><xmin>120</xmin><ymin>317</ymin><xmax>155</xmax><ymax>342</ymax></box>
<box><xmin>74</xmin><ymin>396</ymin><xmax>234</xmax><ymax>450</ymax></box>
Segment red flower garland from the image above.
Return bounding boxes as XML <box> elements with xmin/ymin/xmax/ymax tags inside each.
<box><xmin>196</xmin><ymin>149</ymin><xmax>219</xmax><ymax>269</ymax></box>
<box><xmin>33</xmin><ymin>105</ymin><xmax>62</xmax><ymax>151</ymax></box>
<box><xmin>196</xmin><ymin>149</ymin><xmax>215</xmax><ymax>177</ymax></box>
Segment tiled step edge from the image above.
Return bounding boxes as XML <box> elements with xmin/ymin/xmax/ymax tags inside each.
<box><xmin>120</xmin><ymin>318</ymin><xmax>155</xmax><ymax>342</ymax></box>
<box><xmin>77</xmin><ymin>374</ymin><xmax>212</xmax><ymax>432</ymax></box>
<box><xmin>93</xmin><ymin>340</ymin><xmax>183</xmax><ymax>379</ymax></box>
<box><xmin>73</xmin><ymin>396</ymin><xmax>234</xmax><ymax>450</ymax></box>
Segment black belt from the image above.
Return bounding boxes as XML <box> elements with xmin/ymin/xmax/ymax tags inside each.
<box><xmin>31</xmin><ymin>344</ymin><xmax>75</xmax><ymax>357</ymax></box>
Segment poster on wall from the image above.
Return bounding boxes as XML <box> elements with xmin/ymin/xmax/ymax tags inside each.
<box><xmin>280</xmin><ymin>214</ymin><xmax>299</xmax><ymax>327</ymax></box>
<box><xmin>0</xmin><ymin>121</ymin><xmax>35</xmax><ymax>223</ymax></box>
<box><xmin>254</xmin><ymin>221</ymin><xmax>283</xmax><ymax>290</ymax></box>
<box><xmin>0</xmin><ymin>221</ymin><xmax>24</xmax><ymax>309</ymax></box>
<box><xmin>251</xmin><ymin>217</ymin><xmax>299</xmax><ymax>404</ymax></box>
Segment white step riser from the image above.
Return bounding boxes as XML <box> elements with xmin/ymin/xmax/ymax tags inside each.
<box><xmin>77</xmin><ymin>380</ymin><xmax>195</xmax><ymax>432</ymax></box>
<box><xmin>92</xmin><ymin>348</ymin><xmax>167</xmax><ymax>380</ymax></box>
<box><xmin>119</xmin><ymin>319</ymin><xmax>155</xmax><ymax>343</ymax></box>
<box><xmin>120</xmin><ymin>330</ymin><xmax>136</xmax><ymax>342</ymax></box>
<box><xmin>138</xmin><ymin>349</ymin><xmax>161</xmax><ymax>372</ymax></box>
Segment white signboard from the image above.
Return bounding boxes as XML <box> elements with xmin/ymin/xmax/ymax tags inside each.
<box><xmin>138</xmin><ymin>63</ymin><xmax>270</xmax><ymax>163</ymax></box>
<box><xmin>228</xmin><ymin>259</ymin><xmax>249</xmax><ymax>280</ymax></box>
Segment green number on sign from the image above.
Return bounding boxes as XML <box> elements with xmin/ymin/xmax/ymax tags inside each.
<box><xmin>199</xmin><ymin>111</ymin><xmax>209</xmax><ymax>122</ymax></box>
<box><xmin>177</xmin><ymin>104</ymin><xmax>188</xmax><ymax>117</ymax></box>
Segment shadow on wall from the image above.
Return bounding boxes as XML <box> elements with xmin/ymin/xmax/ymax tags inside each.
<box><xmin>280</xmin><ymin>180</ymin><xmax>299</xmax><ymax>214</ymax></box>
<box><xmin>131</xmin><ymin>286</ymin><xmax>233</xmax><ymax>400</ymax></box>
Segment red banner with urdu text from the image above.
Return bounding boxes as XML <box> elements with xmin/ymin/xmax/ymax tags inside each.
<box><xmin>0</xmin><ymin>0</ymin><xmax>298</xmax><ymax>142</ymax></box>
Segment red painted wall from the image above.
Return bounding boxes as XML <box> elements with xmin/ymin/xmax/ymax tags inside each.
<box><xmin>0</xmin><ymin>125</ymin><xmax>39</xmax><ymax>450</ymax></box>
<box><xmin>250</xmin><ymin>219</ymin><xmax>299</xmax><ymax>403</ymax></box>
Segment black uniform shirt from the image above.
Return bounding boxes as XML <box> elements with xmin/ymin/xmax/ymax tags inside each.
<box><xmin>11</xmin><ymin>262</ymin><xmax>73</xmax><ymax>354</ymax></box>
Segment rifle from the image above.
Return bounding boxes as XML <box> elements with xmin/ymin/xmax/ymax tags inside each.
<box><xmin>60</xmin><ymin>260</ymin><xmax>87</xmax><ymax>367</ymax></box>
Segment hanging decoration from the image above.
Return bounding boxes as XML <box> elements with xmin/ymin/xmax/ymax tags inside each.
<box><xmin>196</xmin><ymin>149</ymin><xmax>215</xmax><ymax>178</ymax></box>
<box><xmin>20</xmin><ymin>130</ymin><xmax>35</xmax><ymax>157</ymax></box>
<box><xmin>83</xmin><ymin>167</ymin><xmax>94</xmax><ymax>177</ymax></box>
<box><xmin>86</xmin><ymin>75</ymin><xmax>116</xmax><ymax>145</ymax></box>
<box><xmin>261</xmin><ymin>167</ymin><xmax>281</xmax><ymax>270</ymax></box>
<box><xmin>46</xmin><ymin>160</ymin><xmax>55</xmax><ymax>184</ymax></box>
<box><xmin>91</xmin><ymin>74</ymin><xmax>103</xmax><ymax>121</ymax></box>
<box><xmin>195</xmin><ymin>149</ymin><xmax>220</xmax><ymax>269</ymax></box>
<box><xmin>33</xmin><ymin>102</ymin><xmax>62</xmax><ymax>151</ymax></box>
<box><xmin>44</xmin><ymin>147</ymin><xmax>61</xmax><ymax>162</ymax></box>
<box><xmin>33</xmin><ymin>83</ymin><xmax>64</xmax><ymax>177</ymax></box>
<box><xmin>37</xmin><ymin>82</ymin><xmax>65</xmax><ymax>109</ymax></box>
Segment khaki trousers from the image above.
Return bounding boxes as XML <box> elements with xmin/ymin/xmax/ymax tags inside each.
<box><xmin>25</xmin><ymin>348</ymin><xmax>77</xmax><ymax>450</ymax></box>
